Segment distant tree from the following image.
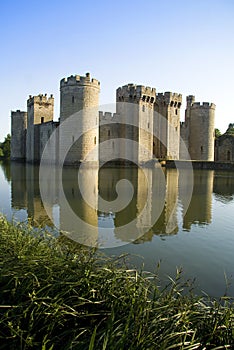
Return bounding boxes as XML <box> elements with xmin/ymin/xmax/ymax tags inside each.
<box><xmin>1</xmin><ymin>134</ymin><xmax>11</xmax><ymax>159</ymax></box>
<box><xmin>0</xmin><ymin>147</ymin><xmax>3</xmax><ymax>158</ymax></box>
<box><xmin>225</xmin><ymin>123</ymin><xmax>234</xmax><ymax>135</ymax></box>
<box><xmin>215</xmin><ymin>128</ymin><xmax>222</xmax><ymax>138</ymax></box>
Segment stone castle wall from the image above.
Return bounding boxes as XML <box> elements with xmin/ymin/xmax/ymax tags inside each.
<box><xmin>11</xmin><ymin>73</ymin><xmax>219</xmax><ymax>164</ymax></box>
<box><xmin>154</xmin><ymin>92</ymin><xmax>182</xmax><ymax>160</ymax></box>
<box><xmin>59</xmin><ymin>73</ymin><xmax>100</xmax><ymax>165</ymax></box>
<box><xmin>11</xmin><ymin>110</ymin><xmax>27</xmax><ymax>160</ymax></box>
<box><xmin>26</xmin><ymin>94</ymin><xmax>54</xmax><ymax>162</ymax></box>
<box><xmin>215</xmin><ymin>135</ymin><xmax>234</xmax><ymax>162</ymax></box>
<box><xmin>187</xmin><ymin>102</ymin><xmax>215</xmax><ymax>161</ymax></box>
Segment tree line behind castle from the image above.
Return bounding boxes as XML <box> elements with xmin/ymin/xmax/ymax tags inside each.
<box><xmin>10</xmin><ymin>73</ymin><xmax>234</xmax><ymax>164</ymax></box>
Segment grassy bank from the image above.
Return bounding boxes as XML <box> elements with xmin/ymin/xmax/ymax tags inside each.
<box><xmin>0</xmin><ymin>216</ymin><xmax>233</xmax><ymax>349</ymax></box>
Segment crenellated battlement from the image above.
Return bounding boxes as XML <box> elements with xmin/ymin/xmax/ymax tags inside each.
<box><xmin>191</xmin><ymin>102</ymin><xmax>216</xmax><ymax>109</ymax></box>
<box><xmin>157</xmin><ymin>92</ymin><xmax>182</xmax><ymax>107</ymax></box>
<box><xmin>11</xmin><ymin>110</ymin><xmax>27</xmax><ymax>116</ymax></box>
<box><xmin>27</xmin><ymin>94</ymin><xmax>54</xmax><ymax>106</ymax></box>
<box><xmin>11</xmin><ymin>71</ymin><xmax>219</xmax><ymax>164</ymax></box>
<box><xmin>60</xmin><ymin>73</ymin><xmax>100</xmax><ymax>89</ymax></box>
<box><xmin>116</xmin><ymin>84</ymin><xmax>156</xmax><ymax>102</ymax></box>
<box><xmin>99</xmin><ymin>111</ymin><xmax>120</xmax><ymax>124</ymax></box>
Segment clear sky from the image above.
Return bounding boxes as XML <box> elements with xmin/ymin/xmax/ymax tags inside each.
<box><xmin>0</xmin><ymin>0</ymin><xmax>234</xmax><ymax>142</ymax></box>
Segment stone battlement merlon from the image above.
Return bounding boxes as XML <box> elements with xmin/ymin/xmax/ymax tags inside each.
<box><xmin>116</xmin><ymin>84</ymin><xmax>156</xmax><ymax>102</ymax></box>
<box><xmin>99</xmin><ymin>111</ymin><xmax>120</xmax><ymax>123</ymax></box>
<box><xmin>11</xmin><ymin>110</ymin><xmax>27</xmax><ymax>116</ymax></box>
<box><xmin>60</xmin><ymin>73</ymin><xmax>100</xmax><ymax>89</ymax></box>
<box><xmin>27</xmin><ymin>94</ymin><xmax>54</xmax><ymax>106</ymax></box>
<box><xmin>157</xmin><ymin>92</ymin><xmax>182</xmax><ymax>107</ymax></box>
<box><xmin>191</xmin><ymin>102</ymin><xmax>216</xmax><ymax>109</ymax></box>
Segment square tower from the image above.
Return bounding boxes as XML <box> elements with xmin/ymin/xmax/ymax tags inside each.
<box><xmin>26</xmin><ymin>94</ymin><xmax>54</xmax><ymax>162</ymax></box>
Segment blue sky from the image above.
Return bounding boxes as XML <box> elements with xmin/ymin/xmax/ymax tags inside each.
<box><xmin>0</xmin><ymin>0</ymin><xmax>234</xmax><ymax>141</ymax></box>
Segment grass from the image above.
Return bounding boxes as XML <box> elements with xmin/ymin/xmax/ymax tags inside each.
<box><xmin>0</xmin><ymin>215</ymin><xmax>233</xmax><ymax>349</ymax></box>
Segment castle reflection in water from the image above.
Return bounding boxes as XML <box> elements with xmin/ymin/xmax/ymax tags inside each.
<box><xmin>5</xmin><ymin>162</ymin><xmax>234</xmax><ymax>245</ymax></box>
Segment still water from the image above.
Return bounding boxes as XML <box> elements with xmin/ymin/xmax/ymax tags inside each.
<box><xmin>0</xmin><ymin>161</ymin><xmax>234</xmax><ymax>297</ymax></box>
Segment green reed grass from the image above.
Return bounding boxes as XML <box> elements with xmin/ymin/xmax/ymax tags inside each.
<box><xmin>0</xmin><ymin>215</ymin><xmax>233</xmax><ymax>349</ymax></box>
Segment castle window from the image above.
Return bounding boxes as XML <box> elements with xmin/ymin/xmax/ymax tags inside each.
<box><xmin>175</xmin><ymin>109</ymin><xmax>178</xmax><ymax>115</ymax></box>
<box><xmin>142</xmin><ymin>105</ymin><xmax>145</xmax><ymax>112</ymax></box>
<box><xmin>148</xmin><ymin>122</ymin><xmax>150</xmax><ymax>129</ymax></box>
<box><xmin>108</xmin><ymin>130</ymin><xmax>110</xmax><ymax>137</ymax></box>
<box><xmin>94</xmin><ymin>136</ymin><xmax>96</xmax><ymax>145</ymax></box>
<box><xmin>112</xmin><ymin>141</ymin><xmax>114</xmax><ymax>149</ymax></box>
<box><xmin>119</xmin><ymin>97</ymin><xmax>121</xmax><ymax>101</ymax></box>
<box><xmin>72</xmin><ymin>96</ymin><xmax>75</xmax><ymax>103</ymax></box>
<box><xmin>227</xmin><ymin>150</ymin><xmax>231</xmax><ymax>161</ymax></box>
<box><xmin>201</xmin><ymin>146</ymin><xmax>203</xmax><ymax>154</ymax></box>
<box><xmin>41</xmin><ymin>117</ymin><xmax>44</xmax><ymax>123</ymax></box>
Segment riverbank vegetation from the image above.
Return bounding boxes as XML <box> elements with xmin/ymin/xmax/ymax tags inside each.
<box><xmin>0</xmin><ymin>216</ymin><xmax>233</xmax><ymax>349</ymax></box>
<box><xmin>0</xmin><ymin>134</ymin><xmax>11</xmax><ymax>160</ymax></box>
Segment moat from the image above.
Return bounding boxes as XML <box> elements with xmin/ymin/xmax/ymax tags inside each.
<box><xmin>0</xmin><ymin>161</ymin><xmax>234</xmax><ymax>297</ymax></box>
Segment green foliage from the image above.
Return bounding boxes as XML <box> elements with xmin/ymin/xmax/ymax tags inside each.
<box><xmin>0</xmin><ymin>216</ymin><xmax>233</xmax><ymax>349</ymax></box>
<box><xmin>215</xmin><ymin>128</ymin><xmax>222</xmax><ymax>138</ymax></box>
<box><xmin>0</xmin><ymin>134</ymin><xmax>11</xmax><ymax>159</ymax></box>
<box><xmin>225</xmin><ymin>123</ymin><xmax>234</xmax><ymax>135</ymax></box>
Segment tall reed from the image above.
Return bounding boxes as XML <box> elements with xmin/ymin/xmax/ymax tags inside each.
<box><xmin>0</xmin><ymin>216</ymin><xmax>233</xmax><ymax>349</ymax></box>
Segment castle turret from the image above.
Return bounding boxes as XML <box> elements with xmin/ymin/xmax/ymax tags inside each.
<box><xmin>26</xmin><ymin>94</ymin><xmax>54</xmax><ymax>162</ymax></box>
<box><xmin>154</xmin><ymin>92</ymin><xmax>182</xmax><ymax>159</ymax></box>
<box><xmin>11</xmin><ymin>110</ymin><xmax>27</xmax><ymax>161</ymax></box>
<box><xmin>116</xmin><ymin>84</ymin><xmax>156</xmax><ymax>163</ymax></box>
<box><xmin>186</xmin><ymin>99</ymin><xmax>215</xmax><ymax>161</ymax></box>
<box><xmin>59</xmin><ymin>73</ymin><xmax>100</xmax><ymax>165</ymax></box>
<box><xmin>60</xmin><ymin>73</ymin><xmax>100</xmax><ymax>123</ymax></box>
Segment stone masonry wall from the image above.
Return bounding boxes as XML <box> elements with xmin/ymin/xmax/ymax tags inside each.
<box><xmin>59</xmin><ymin>73</ymin><xmax>100</xmax><ymax>165</ymax></box>
<box><xmin>188</xmin><ymin>102</ymin><xmax>215</xmax><ymax>161</ymax></box>
<box><xmin>11</xmin><ymin>110</ymin><xmax>27</xmax><ymax>160</ymax></box>
<box><xmin>215</xmin><ymin>135</ymin><xmax>234</xmax><ymax>161</ymax></box>
<box><xmin>26</xmin><ymin>94</ymin><xmax>54</xmax><ymax>162</ymax></box>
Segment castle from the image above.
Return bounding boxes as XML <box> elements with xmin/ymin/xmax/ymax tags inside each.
<box><xmin>11</xmin><ymin>72</ymin><xmax>219</xmax><ymax>165</ymax></box>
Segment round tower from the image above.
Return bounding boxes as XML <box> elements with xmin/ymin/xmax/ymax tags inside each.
<box><xmin>189</xmin><ymin>102</ymin><xmax>216</xmax><ymax>161</ymax></box>
<box><xmin>59</xmin><ymin>73</ymin><xmax>100</xmax><ymax>165</ymax></box>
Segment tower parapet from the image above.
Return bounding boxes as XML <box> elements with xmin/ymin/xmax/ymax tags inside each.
<box><xmin>190</xmin><ymin>102</ymin><xmax>216</xmax><ymax>109</ymax></box>
<box><xmin>157</xmin><ymin>92</ymin><xmax>182</xmax><ymax>107</ymax></box>
<box><xmin>27</xmin><ymin>94</ymin><xmax>54</xmax><ymax>108</ymax></box>
<box><xmin>116</xmin><ymin>84</ymin><xmax>156</xmax><ymax>103</ymax></box>
<box><xmin>60</xmin><ymin>73</ymin><xmax>100</xmax><ymax>89</ymax></box>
